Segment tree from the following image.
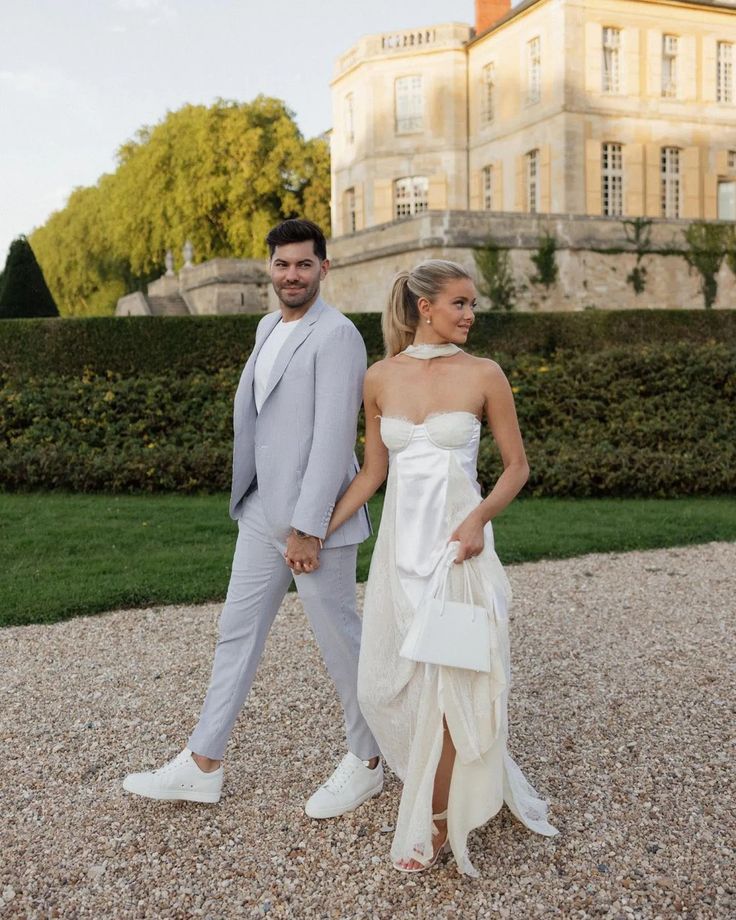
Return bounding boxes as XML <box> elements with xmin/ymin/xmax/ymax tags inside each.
<box><xmin>30</xmin><ymin>97</ymin><xmax>332</xmax><ymax>316</ymax></box>
<box><xmin>0</xmin><ymin>237</ymin><xmax>59</xmax><ymax>319</ymax></box>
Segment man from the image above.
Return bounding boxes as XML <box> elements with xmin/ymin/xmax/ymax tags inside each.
<box><xmin>123</xmin><ymin>219</ymin><xmax>382</xmax><ymax>818</ymax></box>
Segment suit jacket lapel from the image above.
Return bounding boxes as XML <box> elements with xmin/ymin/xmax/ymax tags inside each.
<box><xmin>259</xmin><ymin>297</ymin><xmax>327</xmax><ymax>410</ymax></box>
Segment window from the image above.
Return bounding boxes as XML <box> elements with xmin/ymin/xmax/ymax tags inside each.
<box><xmin>729</xmin><ymin>150</ymin><xmax>736</xmax><ymax>170</ymax></box>
<box><xmin>718</xmin><ymin>42</ymin><xmax>733</xmax><ymax>103</ymax></box>
<box><xmin>527</xmin><ymin>149</ymin><xmax>538</xmax><ymax>213</ymax></box>
<box><xmin>394</xmin><ymin>176</ymin><xmax>429</xmax><ymax>218</ymax></box>
<box><xmin>601</xmin><ymin>143</ymin><xmax>623</xmax><ymax>216</ymax></box>
<box><xmin>527</xmin><ymin>38</ymin><xmax>541</xmax><ymax>104</ymax></box>
<box><xmin>482</xmin><ymin>165</ymin><xmax>494</xmax><ymax>210</ymax></box>
<box><xmin>345</xmin><ymin>94</ymin><xmax>355</xmax><ymax>144</ymax></box>
<box><xmin>718</xmin><ymin>181</ymin><xmax>736</xmax><ymax>220</ymax></box>
<box><xmin>661</xmin><ymin>147</ymin><xmax>681</xmax><ymax>218</ymax></box>
<box><xmin>481</xmin><ymin>62</ymin><xmax>495</xmax><ymax>124</ymax></box>
<box><xmin>602</xmin><ymin>27</ymin><xmax>621</xmax><ymax>94</ymax></box>
<box><xmin>344</xmin><ymin>188</ymin><xmax>356</xmax><ymax>233</ymax></box>
<box><xmin>395</xmin><ymin>75</ymin><xmax>423</xmax><ymax>133</ymax></box>
<box><xmin>662</xmin><ymin>35</ymin><xmax>678</xmax><ymax>98</ymax></box>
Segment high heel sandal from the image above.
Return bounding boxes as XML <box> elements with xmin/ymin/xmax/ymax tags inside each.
<box><xmin>393</xmin><ymin>810</ymin><xmax>450</xmax><ymax>873</ymax></box>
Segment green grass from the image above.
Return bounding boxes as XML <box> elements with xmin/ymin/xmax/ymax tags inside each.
<box><xmin>2</xmin><ymin>492</ymin><xmax>734</xmax><ymax>628</ymax></box>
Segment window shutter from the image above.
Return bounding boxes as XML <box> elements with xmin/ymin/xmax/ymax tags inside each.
<box><xmin>515</xmin><ymin>155</ymin><xmax>525</xmax><ymax>211</ymax></box>
<box><xmin>625</xmin><ymin>27</ymin><xmax>641</xmax><ymax>97</ymax></box>
<box><xmin>645</xmin><ymin>144</ymin><xmax>661</xmax><ymax>216</ymax></box>
<box><xmin>704</xmin><ymin>173</ymin><xmax>718</xmax><ymax>219</ymax></box>
<box><xmin>585</xmin><ymin>140</ymin><xmax>602</xmax><ymax>214</ymax></box>
<box><xmin>680</xmin><ymin>35</ymin><xmax>696</xmax><ymax>101</ymax></box>
<box><xmin>428</xmin><ymin>175</ymin><xmax>448</xmax><ymax>210</ymax></box>
<box><xmin>702</xmin><ymin>37</ymin><xmax>717</xmax><ymax>101</ymax></box>
<box><xmin>585</xmin><ymin>22</ymin><xmax>602</xmax><ymax>93</ymax></box>
<box><xmin>646</xmin><ymin>30</ymin><xmax>661</xmax><ymax>97</ymax></box>
<box><xmin>539</xmin><ymin>145</ymin><xmax>552</xmax><ymax>212</ymax></box>
<box><xmin>354</xmin><ymin>184</ymin><xmax>365</xmax><ymax>231</ymax></box>
<box><xmin>493</xmin><ymin>160</ymin><xmax>504</xmax><ymax>211</ymax></box>
<box><xmin>623</xmin><ymin>143</ymin><xmax>644</xmax><ymax>216</ymax></box>
<box><xmin>373</xmin><ymin>179</ymin><xmax>394</xmax><ymax>225</ymax></box>
<box><xmin>470</xmin><ymin>171</ymin><xmax>482</xmax><ymax>210</ymax></box>
<box><xmin>682</xmin><ymin>147</ymin><xmax>702</xmax><ymax>218</ymax></box>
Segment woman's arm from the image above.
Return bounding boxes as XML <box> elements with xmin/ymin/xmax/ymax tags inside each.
<box><xmin>450</xmin><ymin>361</ymin><xmax>529</xmax><ymax>562</ymax></box>
<box><xmin>326</xmin><ymin>366</ymin><xmax>389</xmax><ymax>538</ymax></box>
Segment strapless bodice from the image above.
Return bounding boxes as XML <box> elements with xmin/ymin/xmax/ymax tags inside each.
<box><xmin>379</xmin><ymin>411</ymin><xmax>483</xmax><ymax>601</ymax></box>
<box><xmin>380</xmin><ymin>410</ymin><xmax>480</xmax><ymax>453</ymax></box>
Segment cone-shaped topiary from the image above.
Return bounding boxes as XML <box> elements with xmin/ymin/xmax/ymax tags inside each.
<box><xmin>0</xmin><ymin>236</ymin><xmax>59</xmax><ymax>318</ymax></box>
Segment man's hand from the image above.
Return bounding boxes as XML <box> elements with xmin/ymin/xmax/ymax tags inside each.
<box><xmin>285</xmin><ymin>530</ymin><xmax>322</xmax><ymax>574</ymax></box>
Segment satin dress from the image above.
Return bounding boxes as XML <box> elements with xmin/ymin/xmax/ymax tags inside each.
<box><xmin>357</xmin><ymin>411</ymin><xmax>557</xmax><ymax>876</ymax></box>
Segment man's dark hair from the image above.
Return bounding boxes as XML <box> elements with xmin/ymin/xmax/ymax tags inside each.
<box><xmin>266</xmin><ymin>218</ymin><xmax>327</xmax><ymax>262</ymax></box>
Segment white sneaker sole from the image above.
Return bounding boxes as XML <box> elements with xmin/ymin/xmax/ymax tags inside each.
<box><xmin>304</xmin><ymin>780</ymin><xmax>383</xmax><ymax>820</ymax></box>
<box><xmin>122</xmin><ymin>778</ymin><xmax>221</xmax><ymax>804</ymax></box>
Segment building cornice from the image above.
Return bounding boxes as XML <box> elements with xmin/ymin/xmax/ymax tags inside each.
<box><xmin>469</xmin><ymin>0</ymin><xmax>736</xmax><ymax>46</ymax></box>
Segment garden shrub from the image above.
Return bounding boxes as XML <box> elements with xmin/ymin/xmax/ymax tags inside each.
<box><xmin>1</xmin><ymin>344</ymin><xmax>734</xmax><ymax>498</ymax></box>
<box><xmin>2</xmin><ymin>310</ymin><xmax>736</xmax><ymax>377</ymax></box>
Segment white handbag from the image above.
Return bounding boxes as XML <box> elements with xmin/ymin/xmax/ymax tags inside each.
<box><xmin>399</xmin><ymin>551</ymin><xmax>492</xmax><ymax>673</ymax></box>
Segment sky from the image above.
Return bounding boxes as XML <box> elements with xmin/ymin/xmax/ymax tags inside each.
<box><xmin>0</xmin><ymin>0</ymin><xmax>483</xmax><ymax>260</ymax></box>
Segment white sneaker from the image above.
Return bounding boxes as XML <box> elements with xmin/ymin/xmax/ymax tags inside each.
<box><xmin>305</xmin><ymin>752</ymin><xmax>383</xmax><ymax>819</ymax></box>
<box><xmin>122</xmin><ymin>748</ymin><xmax>223</xmax><ymax>803</ymax></box>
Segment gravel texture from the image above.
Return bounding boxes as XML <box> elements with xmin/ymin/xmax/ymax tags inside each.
<box><xmin>2</xmin><ymin>542</ymin><xmax>734</xmax><ymax>919</ymax></box>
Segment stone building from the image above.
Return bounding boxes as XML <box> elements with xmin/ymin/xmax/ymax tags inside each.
<box><xmin>330</xmin><ymin>0</ymin><xmax>736</xmax><ymax>235</ymax></box>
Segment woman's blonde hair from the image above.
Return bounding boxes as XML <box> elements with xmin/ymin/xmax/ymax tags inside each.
<box><xmin>382</xmin><ymin>259</ymin><xmax>474</xmax><ymax>357</ymax></box>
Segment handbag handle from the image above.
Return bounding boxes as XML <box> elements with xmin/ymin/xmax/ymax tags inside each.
<box><xmin>435</xmin><ymin>544</ymin><xmax>477</xmax><ymax>621</ymax></box>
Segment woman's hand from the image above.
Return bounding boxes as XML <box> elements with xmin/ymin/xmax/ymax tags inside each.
<box><xmin>449</xmin><ymin>511</ymin><xmax>485</xmax><ymax>563</ymax></box>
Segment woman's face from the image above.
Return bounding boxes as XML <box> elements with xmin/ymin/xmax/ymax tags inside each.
<box><xmin>418</xmin><ymin>278</ymin><xmax>477</xmax><ymax>344</ymax></box>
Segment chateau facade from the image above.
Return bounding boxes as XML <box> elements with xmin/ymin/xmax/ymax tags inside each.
<box><xmin>329</xmin><ymin>0</ymin><xmax>736</xmax><ymax>236</ymax></box>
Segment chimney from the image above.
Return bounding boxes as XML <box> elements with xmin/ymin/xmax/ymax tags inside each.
<box><xmin>475</xmin><ymin>0</ymin><xmax>511</xmax><ymax>34</ymax></box>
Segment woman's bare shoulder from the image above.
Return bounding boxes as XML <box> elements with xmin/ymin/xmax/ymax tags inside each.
<box><xmin>461</xmin><ymin>353</ymin><xmax>508</xmax><ymax>380</ymax></box>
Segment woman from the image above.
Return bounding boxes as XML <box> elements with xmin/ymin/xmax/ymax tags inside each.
<box><xmin>326</xmin><ymin>260</ymin><xmax>557</xmax><ymax>876</ymax></box>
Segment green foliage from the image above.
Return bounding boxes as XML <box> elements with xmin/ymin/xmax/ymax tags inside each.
<box><xmin>473</xmin><ymin>240</ymin><xmax>516</xmax><ymax>310</ymax></box>
<box><xmin>2</xmin><ymin>344</ymin><xmax>734</xmax><ymax>499</ymax></box>
<box><xmin>0</xmin><ymin>367</ymin><xmax>237</xmax><ymax>493</ymax></box>
<box><xmin>0</xmin><ymin>237</ymin><xmax>59</xmax><ymax>319</ymax></box>
<box><xmin>29</xmin><ymin>97</ymin><xmax>332</xmax><ymax>317</ymax></box>
<box><xmin>623</xmin><ymin>217</ymin><xmax>653</xmax><ymax>295</ymax></box>
<box><xmin>529</xmin><ymin>232</ymin><xmax>558</xmax><ymax>288</ymax></box>
<box><xmin>476</xmin><ymin>344</ymin><xmax>736</xmax><ymax>498</ymax></box>
<box><xmin>682</xmin><ymin>222</ymin><xmax>731</xmax><ymax>309</ymax></box>
<box><xmin>0</xmin><ymin>315</ymin><xmax>260</xmax><ymax>377</ymax></box>
<box><xmin>2</xmin><ymin>310</ymin><xmax>736</xmax><ymax>378</ymax></box>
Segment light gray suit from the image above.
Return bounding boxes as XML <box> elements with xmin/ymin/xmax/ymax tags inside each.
<box><xmin>188</xmin><ymin>297</ymin><xmax>378</xmax><ymax>761</ymax></box>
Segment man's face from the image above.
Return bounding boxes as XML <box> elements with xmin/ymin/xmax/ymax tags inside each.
<box><xmin>269</xmin><ymin>241</ymin><xmax>328</xmax><ymax>311</ymax></box>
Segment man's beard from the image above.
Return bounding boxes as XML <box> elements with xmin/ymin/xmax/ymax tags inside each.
<box><xmin>276</xmin><ymin>280</ymin><xmax>319</xmax><ymax>309</ymax></box>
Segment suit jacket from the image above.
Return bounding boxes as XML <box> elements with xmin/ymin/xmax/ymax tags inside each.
<box><xmin>229</xmin><ymin>296</ymin><xmax>372</xmax><ymax>548</ymax></box>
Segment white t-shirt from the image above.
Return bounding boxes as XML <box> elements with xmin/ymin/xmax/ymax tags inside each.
<box><xmin>254</xmin><ymin>317</ymin><xmax>303</xmax><ymax>413</ymax></box>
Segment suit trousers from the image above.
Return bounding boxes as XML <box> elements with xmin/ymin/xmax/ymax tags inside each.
<box><xmin>188</xmin><ymin>490</ymin><xmax>379</xmax><ymax>761</ymax></box>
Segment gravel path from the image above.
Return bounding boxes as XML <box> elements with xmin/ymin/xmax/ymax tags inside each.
<box><xmin>2</xmin><ymin>543</ymin><xmax>734</xmax><ymax>919</ymax></box>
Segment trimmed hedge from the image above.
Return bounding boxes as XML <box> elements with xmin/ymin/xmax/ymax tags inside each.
<box><xmin>2</xmin><ymin>344</ymin><xmax>734</xmax><ymax>497</ymax></box>
<box><xmin>1</xmin><ymin>309</ymin><xmax>736</xmax><ymax>376</ymax></box>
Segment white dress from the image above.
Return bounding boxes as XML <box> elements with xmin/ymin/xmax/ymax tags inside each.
<box><xmin>357</xmin><ymin>411</ymin><xmax>558</xmax><ymax>876</ymax></box>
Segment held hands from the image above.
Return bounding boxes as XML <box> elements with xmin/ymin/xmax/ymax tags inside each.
<box><xmin>285</xmin><ymin>530</ymin><xmax>322</xmax><ymax>574</ymax></box>
<box><xmin>448</xmin><ymin>511</ymin><xmax>485</xmax><ymax>564</ymax></box>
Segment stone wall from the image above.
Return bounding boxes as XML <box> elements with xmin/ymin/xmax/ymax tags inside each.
<box><xmin>179</xmin><ymin>259</ymin><xmax>270</xmax><ymax>315</ymax></box>
<box><xmin>321</xmin><ymin>210</ymin><xmax>736</xmax><ymax>312</ymax></box>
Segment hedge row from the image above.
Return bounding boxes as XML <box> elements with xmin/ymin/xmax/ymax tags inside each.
<box><xmin>2</xmin><ymin>344</ymin><xmax>734</xmax><ymax>497</ymax></box>
<box><xmin>2</xmin><ymin>309</ymin><xmax>736</xmax><ymax>376</ymax></box>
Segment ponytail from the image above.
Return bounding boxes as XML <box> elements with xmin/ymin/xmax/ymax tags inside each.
<box><xmin>382</xmin><ymin>272</ymin><xmax>419</xmax><ymax>358</ymax></box>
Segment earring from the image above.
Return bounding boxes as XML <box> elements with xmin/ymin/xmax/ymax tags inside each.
<box><xmin>426</xmin><ymin>318</ymin><xmax>431</xmax><ymax>325</ymax></box>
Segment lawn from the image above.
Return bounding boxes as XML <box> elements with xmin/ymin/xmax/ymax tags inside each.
<box><xmin>2</xmin><ymin>492</ymin><xmax>734</xmax><ymax>627</ymax></box>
